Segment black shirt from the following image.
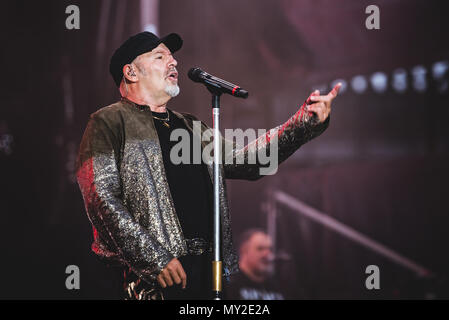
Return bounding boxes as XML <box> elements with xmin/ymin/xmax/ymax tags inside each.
<box><xmin>151</xmin><ymin>109</ymin><xmax>213</xmax><ymax>241</ymax></box>
<box><xmin>225</xmin><ymin>272</ymin><xmax>285</xmax><ymax>300</ymax></box>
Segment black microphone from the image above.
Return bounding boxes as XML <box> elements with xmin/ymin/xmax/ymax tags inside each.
<box><xmin>188</xmin><ymin>67</ymin><xmax>249</xmax><ymax>99</ymax></box>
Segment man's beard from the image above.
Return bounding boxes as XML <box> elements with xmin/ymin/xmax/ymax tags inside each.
<box><xmin>165</xmin><ymin>84</ymin><xmax>180</xmax><ymax>97</ymax></box>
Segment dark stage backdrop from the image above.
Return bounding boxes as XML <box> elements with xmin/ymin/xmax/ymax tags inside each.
<box><xmin>0</xmin><ymin>0</ymin><xmax>448</xmax><ymax>299</ymax></box>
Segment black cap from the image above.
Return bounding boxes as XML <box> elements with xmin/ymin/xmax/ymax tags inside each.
<box><xmin>109</xmin><ymin>32</ymin><xmax>183</xmax><ymax>87</ymax></box>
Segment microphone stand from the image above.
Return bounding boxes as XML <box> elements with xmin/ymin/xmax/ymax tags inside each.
<box><xmin>193</xmin><ymin>73</ymin><xmax>248</xmax><ymax>299</ymax></box>
<box><xmin>207</xmin><ymin>85</ymin><xmax>223</xmax><ymax>300</ymax></box>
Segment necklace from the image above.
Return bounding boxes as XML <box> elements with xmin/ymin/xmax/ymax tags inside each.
<box><xmin>152</xmin><ymin>111</ymin><xmax>170</xmax><ymax>128</ymax></box>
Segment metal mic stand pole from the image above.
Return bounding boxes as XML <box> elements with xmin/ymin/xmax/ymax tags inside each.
<box><xmin>209</xmin><ymin>88</ymin><xmax>222</xmax><ymax>300</ymax></box>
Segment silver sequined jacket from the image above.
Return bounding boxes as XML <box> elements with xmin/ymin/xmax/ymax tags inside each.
<box><xmin>76</xmin><ymin>98</ymin><xmax>329</xmax><ymax>285</ymax></box>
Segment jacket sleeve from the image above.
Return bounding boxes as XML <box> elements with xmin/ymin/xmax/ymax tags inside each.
<box><xmin>76</xmin><ymin>114</ymin><xmax>173</xmax><ymax>284</ymax></box>
<box><xmin>220</xmin><ymin>102</ymin><xmax>330</xmax><ymax>180</ymax></box>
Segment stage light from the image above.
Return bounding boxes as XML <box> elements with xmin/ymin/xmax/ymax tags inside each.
<box><xmin>411</xmin><ymin>65</ymin><xmax>427</xmax><ymax>93</ymax></box>
<box><xmin>392</xmin><ymin>68</ymin><xmax>407</xmax><ymax>93</ymax></box>
<box><xmin>351</xmin><ymin>75</ymin><xmax>368</xmax><ymax>94</ymax></box>
<box><xmin>432</xmin><ymin>61</ymin><xmax>448</xmax><ymax>93</ymax></box>
<box><xmin>370</xmin><ymin>72</ymin><xmax>388</xmax><ymax>93</ymax></box>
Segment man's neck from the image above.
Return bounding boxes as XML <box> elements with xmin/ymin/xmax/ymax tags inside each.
<box><xmin>121</xmin><ymin>86</ymin><xmax>169</xmax><ymax>113</ymax></box>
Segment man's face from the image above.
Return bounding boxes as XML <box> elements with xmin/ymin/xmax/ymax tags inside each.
<box><xmin>132</xmin><ymin>43</ymin><xmax>179</xmax><ymax>98</ymax></box>
<box><xmin>242</xmin><ymin>232</ymin><xmax>274</xmax><ymax>277</ymax></box>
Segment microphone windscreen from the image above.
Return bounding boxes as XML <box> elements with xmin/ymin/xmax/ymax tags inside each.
<box><xmin>187</xmin><ymin>67</ymin><xmax>203</xmax><ymax>82</ymax></box>
<box><xmin>237</xmin><ymin>89</ymin><xmax>249</xmax><ymax>99</ymax></box>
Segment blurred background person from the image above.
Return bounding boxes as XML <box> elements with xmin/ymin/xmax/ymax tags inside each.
<box><xmin>226</xmin><ymin>229</ymin><xmax>285</xmax><ymax>300</ymax></box>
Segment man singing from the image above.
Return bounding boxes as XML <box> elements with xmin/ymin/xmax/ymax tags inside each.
<box><xmin>76</xmin><ymin>31</ymin><xmax>340</xmax><ymax>300</ymax></box>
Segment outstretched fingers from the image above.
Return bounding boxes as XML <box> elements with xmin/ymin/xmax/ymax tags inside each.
<box><xmin>328</xmin><ymin>82</ymin><xmax>342</xmax><ymax>99</ymax></box>
<box><xmin>309</xmin><ymin>83</ymin><xmax>342</xmax><ymax>104</ymax></box>
<box><xmin>306</xmin><ymin>89</ymin><xmax>321</xmax><ymax>105</ymax></box>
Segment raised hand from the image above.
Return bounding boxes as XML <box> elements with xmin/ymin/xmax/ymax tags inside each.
<box><xmin>306</xmin><ymin>83</ymin><xmax>342</xmax><ymax>123</ymax></box>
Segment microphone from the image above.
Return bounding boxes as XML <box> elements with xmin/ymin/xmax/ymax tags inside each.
<box><xmin>188</xmin><ymin>67</ymin><xmax>249</xmax><ymax>99</ymax></box>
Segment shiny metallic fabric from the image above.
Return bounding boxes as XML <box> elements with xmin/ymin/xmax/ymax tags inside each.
<box><xmin>76</xmin><ymin>98</ymin><xmax>329</xmax><ymax>297</ymax></box>
<box><xmin>124</xmin><ymin>277</ymin><xmax>164</xmax><ymax>300</ymax></box>
<box><xmin>185</xmin><ymin>238</ymin><xmax>213</xmax><ymax>255</ymax></box>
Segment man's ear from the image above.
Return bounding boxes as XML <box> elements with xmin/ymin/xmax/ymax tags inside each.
<box><xmin>123</xmin><ymin>64</ymin><xmax>138</xmax><ymax>82</ymax></box>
